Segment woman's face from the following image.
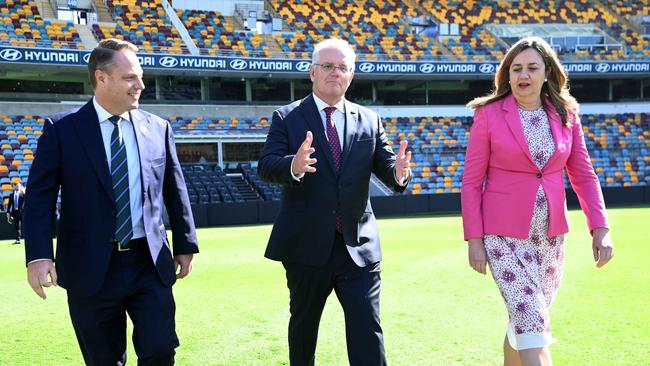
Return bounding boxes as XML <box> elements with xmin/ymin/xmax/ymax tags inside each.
<box><xmin>508</xmin><ymin>48</ymin><xmax>547</xmax><ymax>105</ymax></box>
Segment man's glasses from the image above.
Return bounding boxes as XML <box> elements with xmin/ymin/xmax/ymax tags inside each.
<box><xmin>314</xmin><ymin>63</ymin><xmax>353</xmax><ymax>74</ymax></box>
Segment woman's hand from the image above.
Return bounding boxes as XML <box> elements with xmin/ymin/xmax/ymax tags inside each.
<box><xmin>592</xmin><ymin>227</ymin><xmax>614</xmax><ymax>268</ymax></box>
<box><xmin>468</xmin><ymin>238</ymin><xmax>488</xmax><ymax>274</ymax></box>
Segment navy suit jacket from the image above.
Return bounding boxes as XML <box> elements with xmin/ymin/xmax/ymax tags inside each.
<box><xmin>6</xmin><ymin>191</ymin><xmax>24</xmax><ymax>214</ymax></box>
<box><xmin>24</xmin><ymin>100</ymin><xmax>198</xmax><ymax>296</ymax></box>
<box><xmin>258</xmin><ymin>95</ymin><xmax>408</xmax><ymax>267</ymax></box>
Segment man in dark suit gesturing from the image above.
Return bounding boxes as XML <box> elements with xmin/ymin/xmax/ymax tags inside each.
<box><xmin>258</xmin><ymin>38</ymin><xmax>411</xmax><ymax>365</ymax></box>
<box><xmin>6</xmin><ymin>182</ymin><xmax>25</xmax><ymax>244</ymax></box>
<box><xmin>23</xmin><ymin>39</ymin><xmax>198</xmax><ymax>366</ymax></box>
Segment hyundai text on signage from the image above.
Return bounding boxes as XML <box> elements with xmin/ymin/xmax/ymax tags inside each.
<box><xmin>0</xmin><ymin>46</ymin><xmax>648</xmax><ymax>75</ymax></box>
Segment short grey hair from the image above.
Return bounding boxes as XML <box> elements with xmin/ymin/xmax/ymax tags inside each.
<box><xmin>312</xmin><ymin>38</ymin><xmax>356</xmax><ymax>69</ymax></box>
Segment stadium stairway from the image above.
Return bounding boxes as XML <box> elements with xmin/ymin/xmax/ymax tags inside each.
<box><xmin>33</xmin><ymin>0</ymin><xmax>54</xmax><ymax>19</ymax></box>
<box><xmin>229</xmin><ymin>173</ymin><xmax>261</xmax><ymax>201</ymax></box>
<box><xmin>77</xmin><ymin>24</ymin><xmax>99</xmax><ymax>49</ymax></box>
<box><xmin>261</xmin><ymin>33</ymin><xmax>285</xmax><ymax>58</ymax></box>
<box><xmin>91</xmin><ymin>0</ymin><xmax>113</xmax><ymax>23</ymax></box>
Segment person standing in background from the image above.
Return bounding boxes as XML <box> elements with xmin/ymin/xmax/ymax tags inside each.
<box><xmin>6</xmin><ymin>182</ymin><xmax>25</xmax><ymax>244</ymax></box>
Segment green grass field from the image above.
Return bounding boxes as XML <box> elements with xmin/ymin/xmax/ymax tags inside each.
<box><xmin>1</xmin><ymin>207</ymin><xmax>649</xmax><ymax>365</ymax></box>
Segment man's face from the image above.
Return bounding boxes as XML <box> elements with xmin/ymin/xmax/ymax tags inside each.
<box><xmin>310</xmin><ymin>46</ymin><xmax>354</xmax><ymax>104</ymax></box>
<box><xmin>95</xmin><ymin>49</ymin><xmax>145</xmax><ymax>115</ymax></box>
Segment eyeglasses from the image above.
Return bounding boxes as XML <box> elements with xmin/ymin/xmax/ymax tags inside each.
<box><xmin>314</xmin><ymin>63</ymin><xmax>353</xmax><ymax>74</ymax></box>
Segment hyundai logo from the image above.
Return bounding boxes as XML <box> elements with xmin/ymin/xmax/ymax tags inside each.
<box><xmin>419</xmin><ymin>63</ymin><xmax>435</xmax><ymax>74</ymax></box>
<box><xmin>295</xmin><ymin>61</ymin><xmax>311</xmax><ymax>72</ymax></box>
<box><xmin>0</xmin><ymin>49</ymin><xmax>22</xmax><ymax>61</ymax></box>
<box><xmin>82</xmin><ymin>53</ymin><xmax>91</xmax><ymax>63</ymax></box>
<box><xmin>479</xmin><ymin>63</ymin><xmax>496</xmax><ymax>74</ymax></box>
<box><xmin>358</xmin><ymin>62</ymin><xmax>375</xmax><ymax>73</ymax></box>
<box><xmin>595</xmin><ymin>63</ymin><xmax>610</xmax><ymax>73</ymax></box>
<box><xmin>230</xmin><ymin>59</ymin><xmax>248</xmax><ymax>70</ymax></box>
<box><xmin>159</xmin><ymin>56</ymin><xmax>178</xmax><ymax>68</ymax></box>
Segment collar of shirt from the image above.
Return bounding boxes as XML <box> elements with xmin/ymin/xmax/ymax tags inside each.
<box><xmin>93</xmin><ymin>96</ymin><xmax>131</xmax><ymax>124</ymax></box>
<box><xmin>312</xmin><ymin>93</ymin><xmax>345</xmax><ymax>115</ymax></box>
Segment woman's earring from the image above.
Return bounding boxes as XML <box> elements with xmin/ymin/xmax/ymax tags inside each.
<box><xmin>544</xmin><ymin>78</ymin><xmax>548</xmax><ymax>82</ymax></box>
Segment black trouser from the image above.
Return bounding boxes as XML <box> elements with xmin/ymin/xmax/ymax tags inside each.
<box><xmin>10</xmin><ymin>211</ymin><xmax>21</xmax><ymax>241</ymax></box>
<box><xmin>283</xmin><ymin>233</ymin><xmax>386</xmax><ymax>366</ymax></box>
<box><xmin>67</xmin><ymin>239</ymin><xmax>178</xmax><ymax>366</ymax></box>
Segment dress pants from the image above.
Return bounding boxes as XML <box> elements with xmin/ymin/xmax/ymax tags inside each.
<box><xmin>283</xmin><ymin>232</ymin><xmax>386</xmax><ymax>366</ymax></box>
<box><xmin>11</xmin><ymin>211</ymin><xmax>21</xmax><ymax>242</ymax></box>
<box><xmin>67</xmin><ymin>239</ymin><xmax>178</xmax><ymax>366</ymax></box>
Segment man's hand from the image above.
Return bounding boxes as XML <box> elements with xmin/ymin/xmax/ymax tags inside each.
<box><xmin>291</xmin><ymin>131</ymin><xmax>317</xmax><ymax>177</ymax></box>
<box><xmin>27</xmin><ymin>260</ymin><xmax>57</xmax><ymax>300</ymax></box>
<box><xmin>395</xmin><ymin>140</ymin><xmax>411</xmax><ymax>186</ymax></box>
<box><xmin>174</xmin><ymin>254</ymin><xmax>194</xmax><ymax>279</ymax></box>
<box><xmin>6</xmin><ymin>213</ymin><xmax>11</xmax><ymax>224</ymax></box>
<box><xmin>592</xmin><ymin>227</ymin><xmax>614</xmax><ymax>268</ymax></box>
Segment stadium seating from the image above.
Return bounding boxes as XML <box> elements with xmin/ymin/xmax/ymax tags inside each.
<box><xmin>182</xmin><ymin>164</ymin><xmax>247</xmax><ymax>204</ymax></box>
<box><xmin>0</xmin><ymin>114</ymin><xmax>42</xmax><ymax>205</ymax></box>
<box><xmin>0</xmin><ymin>0</ymin><xmax>644</xmax><ymax>61</ymax></box>
<box><xmin>92</xmin><ymin>0</ymin><xmax>188</xmax><ymax>54</ymax></box>
<box><xmin>384</xmin><ymin>112</ymin><xmax>650</xmax><ymax>194</ymax></box>
<box><xmin>418</xmin><ymin>0</ymin><xmax>649</xmax><ymax>60</ymax></box>
<box><xmin>270</xmin><ymin>0</ymin><xmax>647</xmax><ymax>61</ymax></box>
<box><xmin>271</xmin><ymin>0</ymin><xmax>447</xmax><ymax>61</ymax></box>
<box><xmin>2</xmin><ymin>111</ymin><xmax>647</xmax><ymax>202</ymax></box>
<box><xmin>168</xmin><ymin>116</ymin><xmax>270</xmax><ymax>130</ymax></box>
<box><xmin>0</xmin><ymin>0</ymin><xmax>83</xmax><ymax>49</ymax></box>
<box><xmin>177</xmin><ymin>9</ymin><xmax>272</xmax><ymax>57</ymax></box>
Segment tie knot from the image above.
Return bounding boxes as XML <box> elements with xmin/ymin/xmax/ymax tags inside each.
<box><xmin>323</xmin><ymin>107</ymin><xmax>336</xmax><ymax>117</ymax></box>
<box><xmin>108</xmin><ymin>115</ymin><xmax>121</xmax><ymax>125</ymax></box>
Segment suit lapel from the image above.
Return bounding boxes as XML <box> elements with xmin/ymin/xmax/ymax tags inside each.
<box><xmin>299</xmin><ymin>95</ymin><xmax>337</xmax><ymax>175</ymax></box>
<box><xmin>130</xmin><ymin>109</ymin><xmax>149</xmax><ymax>199</ymax></box>
<box><xmin>341</xmin><ymin>100</ymin><xmax>358</xmax><ymax>173</ymax></box>
<box><xmin>71</xmin><ymin>100</ymin><xmax>114</xmax><ymax>200</ymax></box>
<box><xmin>503</xmin><ymin>95</ymin><xmax>536</xmax><ymax>166</ymax></box>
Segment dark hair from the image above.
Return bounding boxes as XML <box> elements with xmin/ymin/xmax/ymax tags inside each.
<box><xmin>467</xmin><ymin>37</ymin><xmax>577</xmax><ymax>126</ymax></box>
<box><xmin>88</xmin><ymin>39</ymin><xmax>139</xmax><ymax>89</ymax></box>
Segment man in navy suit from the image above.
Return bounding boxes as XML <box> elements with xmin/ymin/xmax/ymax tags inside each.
<box><xmin>6</xmin><ymin>182</ymin><xmax>25</xmax><ymax>244</ymax></box>
<box><xmin>23</xmin><ymin>39</ymin><xmax>198</xmax><ymax>366</ymax></box>
<box><xmin>258</xmin><ymin>38</ymin><xmax>411</xmax><ymax>365</ymax></box>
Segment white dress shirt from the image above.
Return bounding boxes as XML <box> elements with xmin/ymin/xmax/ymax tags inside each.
<box><xmin>93</xmin><ymin>97</ymin><xmax>145</xmax><ymax>240</ymax></box>
<box><xmin>290</xmin><ymin>94</ymin><xmax>346</xmax><ymax>181</ymax></box>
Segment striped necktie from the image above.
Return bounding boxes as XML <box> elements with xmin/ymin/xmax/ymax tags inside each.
<box><xmin>109</xmin><ymin>115</ymin><xmax>133</xmax><ymax>248</ymax></box>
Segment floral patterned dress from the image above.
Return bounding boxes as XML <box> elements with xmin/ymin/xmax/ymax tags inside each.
<box><xmin>484</xmin><ymin>107</ymin><xmax>565</xmax><ymax>350</ymax></box>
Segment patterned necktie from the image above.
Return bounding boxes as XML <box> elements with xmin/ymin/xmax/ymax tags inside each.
<box><xmin>324</xmin><ymin>107</ymin><xmax>342</xmax><ymax>173</ymax></box>
<box><xmin>109</xmin><ymin>115</ymin><xmax>133</xmax><ymax>248</ymax></box>
<box><xmin>323</xmin><ymin>107</ymin><xmax>343</xmax><ymax>232</ymax></box>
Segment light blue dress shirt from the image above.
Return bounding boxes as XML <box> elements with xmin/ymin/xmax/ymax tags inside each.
<box><xmin>93</xmin><ymin>97</ymin><xmax>145</xmax><ymax>240</ymax></box>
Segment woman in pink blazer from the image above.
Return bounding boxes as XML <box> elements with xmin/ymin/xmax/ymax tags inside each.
<box><xmin>462</xmin><ymin>37</ymin><xmax>614</xmax><ymax>366</ymax></box>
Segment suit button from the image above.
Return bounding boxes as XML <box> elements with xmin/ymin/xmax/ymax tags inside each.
<box><xmin>536</xmin><ymin>173</ymin><xmax>542</xmax><ymax>178</ymax></box>
<box><xmin>112</xmin><ymin>209</ymin><xmax>117</xmax><ymax>215</ymax></box>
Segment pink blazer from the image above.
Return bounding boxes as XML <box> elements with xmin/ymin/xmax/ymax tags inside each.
<box><xmin>461</xmin><ymin>94</ymin><xmax>608</xmax><ymax>240</ymax></box>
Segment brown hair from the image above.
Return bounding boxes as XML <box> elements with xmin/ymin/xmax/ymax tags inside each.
<box><xmin>467</xmin><ymin>37</ymin><xmax>577</xmax><ymax>126</ymax></box>
<box><xmin>88</xmin><ymin>38</ymin><xmax>139</xmax><ymax>89</ymax></box>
